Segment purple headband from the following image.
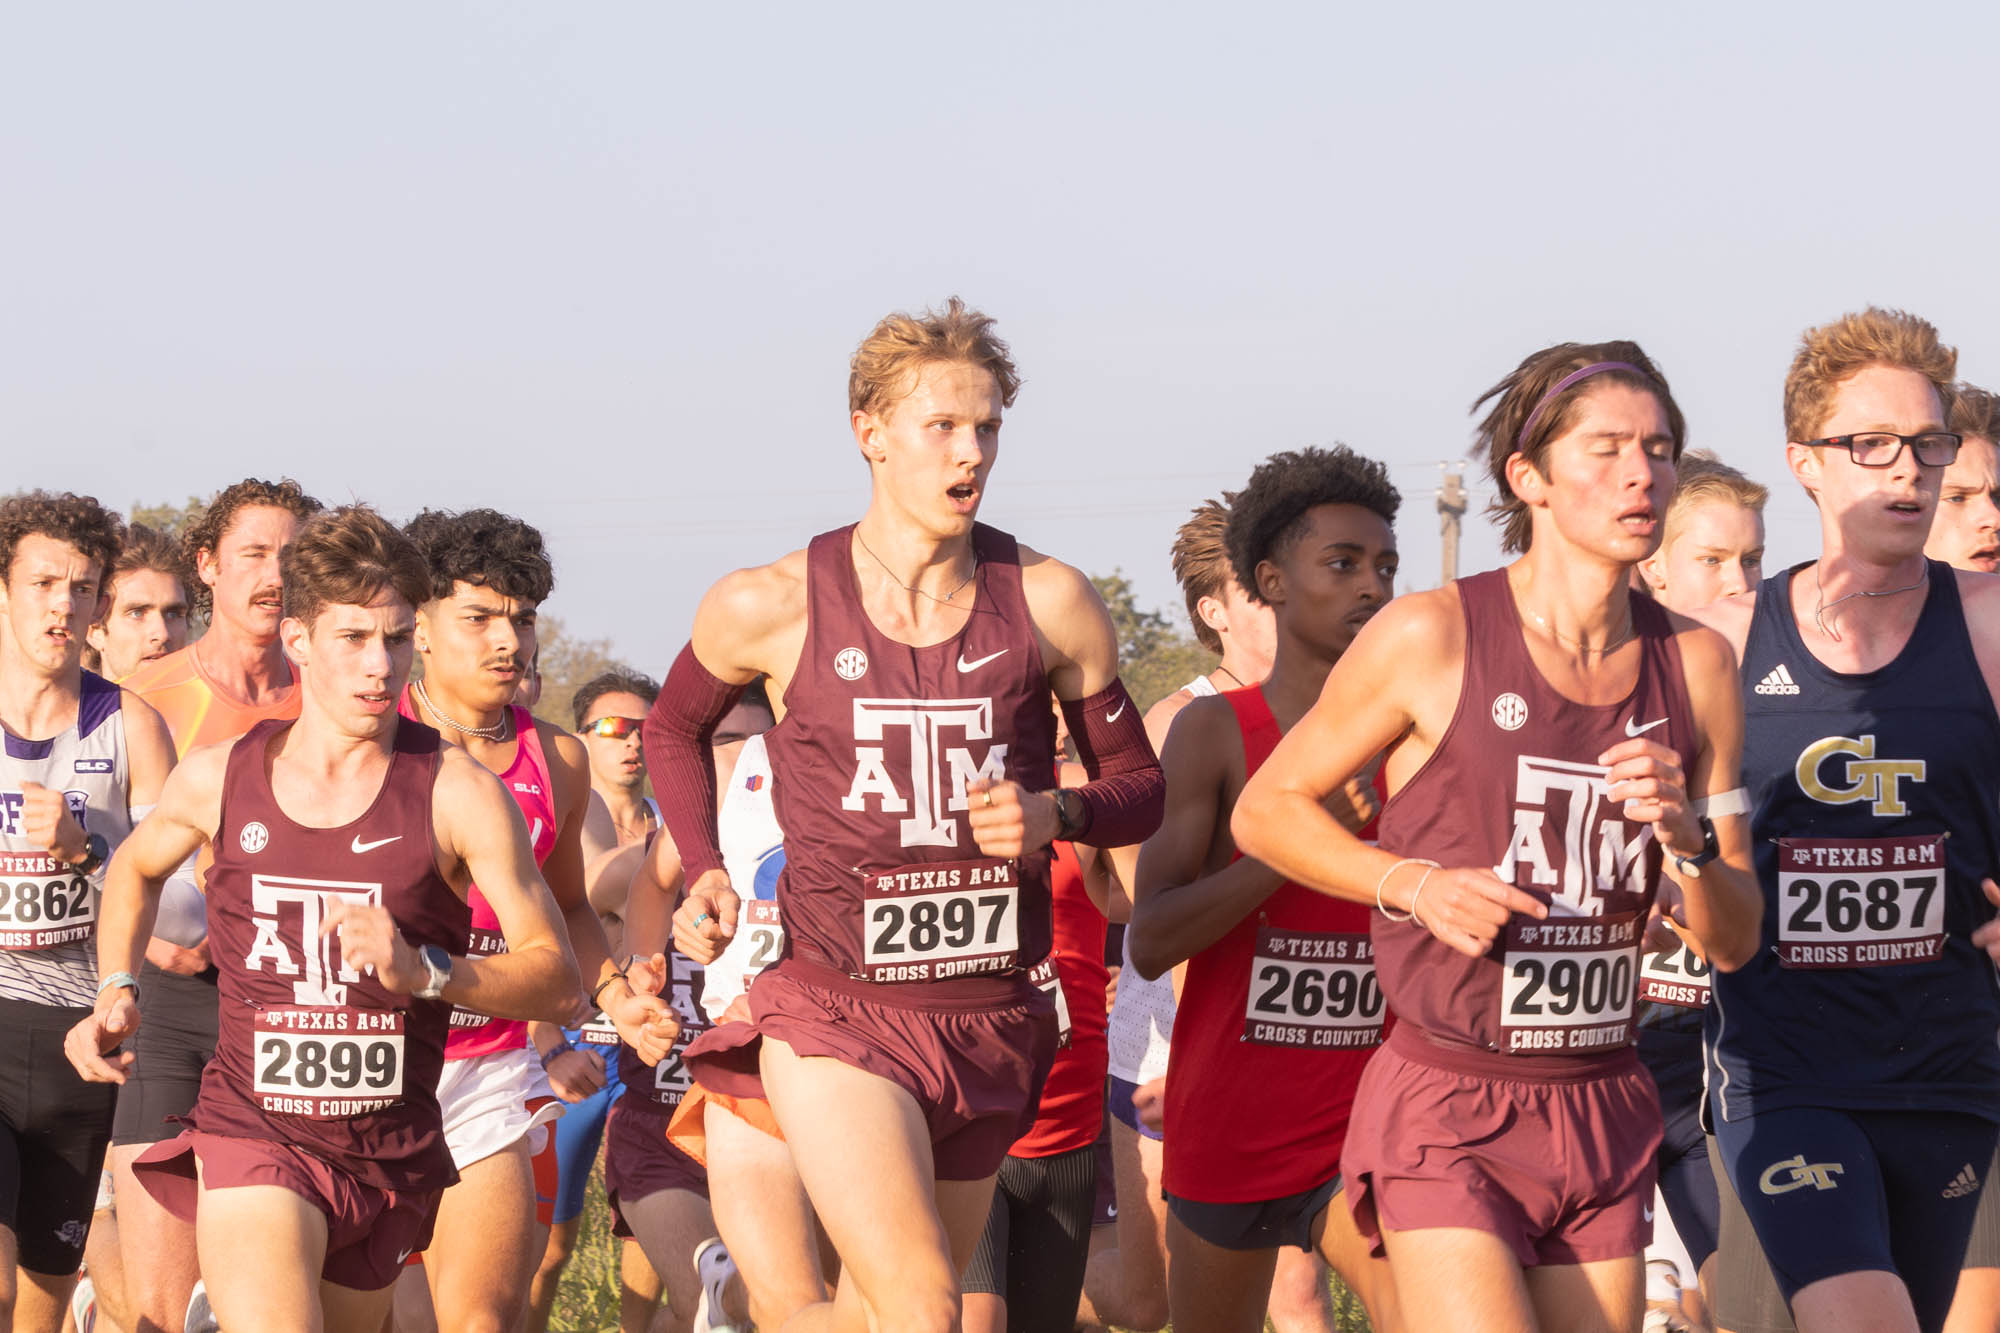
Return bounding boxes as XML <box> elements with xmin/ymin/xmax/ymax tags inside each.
<box><xmin>1515</xmin><ymin>361</ymin><xmax>1648</xmax><ymax>450</ymax></box>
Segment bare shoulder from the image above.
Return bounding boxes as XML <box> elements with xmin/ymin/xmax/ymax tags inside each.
<box><xmin>1143</xmin><ymin>685</ymin><xmax>1201</xmax><ymax>746</ymax></box>
<box><xmin>693</xmin><ymin>549</ymin><xmax>811</xmax><ymax>671</ymax></box>
<box><xmin>118</xmin><ymin>689</ymin><xmax>175</xmax><ymax>749</ymax></box>
<box><xmin>535</xmin><ymin>720</ymin><xmax>590</xmax><ymax>783</ymax></box>
<box><xmin>1016</xmin><ymin>543</ymin><xmax>1098</xmax><ymax>608</ymax></box>
<box><xmin>1684</xmin><ymin>589</ymin><xmax>1756</xmax><ymax>656</ymax></box>
<box><xmin>434</xmin><ymin>743</ymin><xmax>512</xmax><ymax>814</ymax></box>
<box><xmin>161</xmin><ymin>736</ymin><xmax>233</xmax><ymax>799</ymax></box>
<box><xmin>1161</xmin><ymin>692</ymin><xmax>1239</xmax><ymax>760</ymax></box>
<box><xmin>1354</xmin><ymin>585</ymin><xmax>1465</xmax><ymax>666</ymax></box>
<box><xmin>1660</xmin><ymin>608</ymin><xmax>1740</xmax><ymax>678</ymax></box>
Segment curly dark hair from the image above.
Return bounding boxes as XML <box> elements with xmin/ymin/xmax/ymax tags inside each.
<box><xmin>182</xmin><ymin>478</ymin><xmax>325</xmax><ymax>617</ymax></box>
<box><xmin>0</xmin><ymin>491</ymin><xmax>125</xmax><ymax>588</ymax></box>
<box><xmin>571</xmin><ymin>668</ymin><xmax>660</xmax><ymax>729</ymax></box>
<box><xmin>1225</xmin><ymin>447</ymin><xmax>1400</xmax><ymax>604</ymax></box>
<box><xmin>402</xmin><ymin>508</ymin><xmax>555</xmax><ymax>606</ymax></box>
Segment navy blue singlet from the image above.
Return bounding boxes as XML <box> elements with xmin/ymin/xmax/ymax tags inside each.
<box><xmin>1707</xmin><ymin>561</ymin><xmax>2000</xmax><ymax>1124</ymax></box>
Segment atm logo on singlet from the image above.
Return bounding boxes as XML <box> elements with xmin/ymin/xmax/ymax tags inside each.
<box><xmin>1795</xmin><ymin>735</ymin><xmax>1925</xmax><ymax>818</ymax></box>
<box><xmin>842</xmin><ymin>698</ymin><xmax>1007</xmax><ymax>848</ymax></box>
<box><xmin>242</xmin><ymin>875</ymin><xmax>385</xmax><ymax>1007</ymax></box>
<box><xmin>1493</xmin><ymin>756</ymin><xmax>1649</xmax><ymax>909</ymax></box>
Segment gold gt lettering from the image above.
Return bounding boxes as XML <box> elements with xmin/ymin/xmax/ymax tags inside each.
<box><xmin>1795</xmin><ymin>736</ymin><xmax>1925</xmax><ymax>817</ymax></box>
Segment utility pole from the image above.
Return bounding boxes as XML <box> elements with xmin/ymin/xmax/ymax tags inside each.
<box><xmin>1437</xmin><ymin>461</ymin><xmax>1468</xmax><ymax>586</ymax></box>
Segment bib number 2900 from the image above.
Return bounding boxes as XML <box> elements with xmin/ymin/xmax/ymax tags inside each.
<box><xmin>1499</xmin><ymin>913</ymin><xmax>1639</xmax><ymax>1054</ymax></box>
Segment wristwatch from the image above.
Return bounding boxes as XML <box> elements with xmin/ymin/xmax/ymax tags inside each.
<box><xmin>1669</xmin><ymin>816</ymin><xmax>1720</xmax><ymax>879</ymax></box>
<box><xmin>1053</xmin><ymin>789</ymin><xmax>1090</xmax><ymax>841</ymax></box>
<box><xmin>416</xmin><ymin>945</ymin><xmax>453</xmax><ymax>999</ymax></box>
<box><xmin>71</xmin><ymin>833</ymin><xmax>109</xmax><ymax>877</ymax></box>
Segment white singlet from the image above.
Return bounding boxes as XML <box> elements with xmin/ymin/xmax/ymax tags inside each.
<box><xmin>702</xmin><ymin>734</ymin><xmax>786</xmax><ymax>1021</ymax></box>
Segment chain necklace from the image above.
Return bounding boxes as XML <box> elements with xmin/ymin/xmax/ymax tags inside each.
<box><xmin>1812</xmin><ymin>565</ymin><xmax>1928</xmax><ymax>641</ymax></box>
<box><xmin>412</xmin><ymin>677</ymin><xmax>510</xmax><ymax>742</ymax></box>
<box><xmin>1521</xmin><ymin>604</ymin><xmax>1635</xmax><ymax>656</ymax></box>
<box><xmin>1215</xmin><ymin>666</ymin><xmax>1247</xmax><ymax>689</ymax></box>
<box><xmin>854</xmin><ymin>528</ymin><xmax>978</xmax><ymax>607</ymax></box>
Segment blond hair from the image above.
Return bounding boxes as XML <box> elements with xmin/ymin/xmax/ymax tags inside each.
<box><xmin>1950</xmin><ymin>382</ymin><xmax>2000</xmax><ymax>446</ymax></box>
<box><xmin>1666</xmin><ymin>451</ymin><xmax>1768</xmax><ymax>536</ymax></box>
<box><xmin>1783</xmin><ymin>308</ymin><xmax>1956</xmax><ymax>443</ymax></box>
<box><xmin>1170</xmin><ymin>498</ymin><xmax>1235</xmax><ymax>654</ymax></box>
<box><xmin>848</xmin><ymin>297</ymin><xmax>1020</xmax><ymax>418</ymax></box>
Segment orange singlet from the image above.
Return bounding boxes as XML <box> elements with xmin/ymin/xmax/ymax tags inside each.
<box><xmin>121</xmin><ymin>644</ymin><xmax>300</xmax><ymax>756</ymax></box>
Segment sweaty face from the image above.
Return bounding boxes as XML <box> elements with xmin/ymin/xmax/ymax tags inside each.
<box><xmin>1259</xmin><ymin>504</ymin><xmax>1398</xmax><ymax>659</ymax></box>
<box><xmin>856</xmin><ymin>362</ymin><xmax>1003</xmax><ymax>541</ymax></box>
<box><xmin>88</xmin><ymin>567</ymin><xmax>190</xmax><ymax>681</ymax></box>
<box><xmin>2</xmin><ymin>535</ymin><xmax>103</xmax><ymax>678</ymax></box>
<box><xmin>416</xmin><ymin>581</ymin><xmax>538</xmax><ymax>713</ymax></box>
<box><xmin>1791</xmin><ymin>364</ymin><xmax>1946</xmax><ymax>564</ymax></box>
<box><xmin>1641</xmin><ymin>500</ymin><xmax>1766</xmax><ymax>614</ymax></box>
<box><xmin>202</xmin><ymin>505</ymin><xmax>302</xmax><ymax>643</ymax></box>
<box><xmin>1517</xmin><ymin>382</ymin><xmax>1677</xmax><ymax>565</ymax></box>
<box><xmin>1924</xmin><ymin>435</ymin><xmax>2000</xmax><ymax>573</ymax></box>
<box><xmin>284</xmin><ymin>589</ymin><xmax>416</xmax><ymax>739</ymax></box>
<box><xmin>580</xmin><ymin>690</ymin><xmax>650</xmax><ymax>793</ymax></box>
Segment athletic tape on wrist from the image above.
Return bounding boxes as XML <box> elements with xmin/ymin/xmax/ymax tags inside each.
<box><xmin>643</xmin><ymin>643</ymin><xmax>746</xmax><ymax>883</ymax></box>
<box><xmin>1056</xmin><ymin>678</ymin><xmax>1165</xmax><ymax>848</ymax></box>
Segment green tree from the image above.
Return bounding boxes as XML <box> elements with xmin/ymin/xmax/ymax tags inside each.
<box><xmin>128</xmin><ymin>495</ymin><xmax>209</xmax><ymax>541</ymax></box>
<box><xmin>1092</xmin><ymin>571</ymin><xmax>1214</xmax><ymax>712</ymax></box>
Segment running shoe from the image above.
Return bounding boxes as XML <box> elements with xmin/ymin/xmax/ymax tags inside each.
<box><xmin>185</xmin><ymin>1279</ymin><xmax>219</xmax><ymax>1333</ymax></box>
<box><xmin>693</xmin><ymin>1236</ymin><xmax>742</xmax><ymax>1333</ymax></box>
<box><xmin>69</xmin><ymin>1274</ymin><xmax>96</xmax><ymax>1333</ymax></box>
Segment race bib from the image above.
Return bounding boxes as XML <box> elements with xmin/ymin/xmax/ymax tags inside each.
<box><xmin>650</xmin><ymin>1047</ymin><xmax>693</xmax><ymax>1106</ymax></box>
<box><xmin>1241</xmin><ymin>927</ymin><xmax>1384</xmax><ymax>1050</ymax></box>
<box><xmin>739</xmin><ymin>900</ymin><xmax>785</xmax><ymax>982</ymax></box>
<box><xmin>1499</xmin><ymin>912</ymin><xmax>1640</xmax><ymax>1053</ymax></box>
<box><xmin>861</xmin><ymin>858</ymin><xmax>1019</xmax><ymax>983</ymax></box>
<box><xmin>253</xmin><ymin>1007</ymin><xmax>405</xmax><ymax>1118</ymax></box>
<box><xmin>449</xmin><ymin>927</ymin><xmax>508</xmax><ymax>1028</ymax></box>
<box><xmin>575</xmin><ymin>1011</ymin><xmax>620</xmax><ymax>1047</ymax></box>
<box><xmin>1639</xmin><ymin>939</ymin><xmax>1711</xmax><ymax>1008</ymax></box>
<box><xmin>1777</xmin><ymin>835</ymin><xmax>1947</xmax><ymax>969</ymax></box>
<box><xmin>1029</xmin><ymin>954</ymin><xmax>1073</xmax><ymax>1048</ymax></box>
<box><xmin>0</xmin><ymin>854</ymin><xmax>94</xmax><ymax>950</ymax></box>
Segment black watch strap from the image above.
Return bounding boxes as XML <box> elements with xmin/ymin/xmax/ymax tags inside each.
<box><xmin>1671</xmin><ymin>815</ymin><xmax>1721</xmax><ymax>877</ymax></box>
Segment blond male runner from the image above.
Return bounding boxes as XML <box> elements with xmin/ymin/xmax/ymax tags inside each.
<box><xmin>650</xmin><ymin>298</ymin><xmax>1164</xmax><ymax>1333</ymax></box>
<box><xmin>65</xmin><ymin>506</ymin><xmax>583</xmax><ymax>1332</ymax></box>
<box><xmin>1234</xmin><ymin>341</ymin><xmax>1761</xmax><ymax>1333</ymax></box>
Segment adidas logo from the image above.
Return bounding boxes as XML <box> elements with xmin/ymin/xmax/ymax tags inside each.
<box><xmin>1755</xmin><ymin>664</ymin><xmax>1801</xmax><ymax>696</ymax></box>
<box><xmin>1945</xmin><ymin>1164</ymin><xmax>1982</xmax><ymax>1199</ymax></box>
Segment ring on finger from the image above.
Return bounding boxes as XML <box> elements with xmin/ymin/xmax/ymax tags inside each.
<box><xmin>983</xmin><ymin>789</ymin><xmax>995</xmax><ymax>808</ymax></box>
<box><xmin>693</xmin><ymin>912</ymin><xmax>710</xmax><ymax>926</ymax></box>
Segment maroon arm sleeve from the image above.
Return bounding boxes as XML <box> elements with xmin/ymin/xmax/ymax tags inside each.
<box><xmin>642</xmin><ymin>644</ymin><xmax>747</xmax><ymax>884</ymax></box>
<box><xmin>1056</xmin><ymin>678</ymin><xmax>1165</xmax><ymax>848</ymax></box>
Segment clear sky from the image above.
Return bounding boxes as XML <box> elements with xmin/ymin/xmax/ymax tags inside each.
<box><xmin>5</xmin><ymin>2</ymin><xmax>1995</xmax><ymax>677</ymax></box>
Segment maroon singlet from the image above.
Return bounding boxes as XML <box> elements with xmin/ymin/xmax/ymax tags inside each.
<box><xmin>187</xmin><ymin>718</ymin><xmax>468</xmax><ymax>1193</ymax></box>
<box><xmin>1162</xmin><ymin>686</ymin><xmax>1383</xmax><ymax>1203</ymax></box>
<box><xmin>766</xmin><ymin>523</ymin><xmax>1057</xmax><ymax>992</ymax></box>
<box><xmin>1372</xmin><ymin>571</ymin><xmax>1695</xmax><ymax>1071</ymax></box>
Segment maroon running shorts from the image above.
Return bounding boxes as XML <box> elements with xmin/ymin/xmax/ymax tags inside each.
<box><xmin>133</xmin><ymin>1130</ymin><xmax>441</xmax><ymax>1291</ymax></box>
<box><xmin>686</xmin><ymin>957</ymin><xmax>1058</xmax><ymax>1181</ymax></box>
<box><xmin>604</xmin><ymin>1100</ymin><xmax>708</xmax><ymax>1238</ymax></box>
<box><xmin>1341</xmin><ymin>1026</ymin><xmax>1661</xmax><ymax>1268</ymax></box>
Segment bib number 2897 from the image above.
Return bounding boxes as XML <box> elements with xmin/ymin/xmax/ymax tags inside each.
<box><xmin>862</xmin><ymin>858</ymin><xmax>1019</xmax><ymax>983</ymax></box>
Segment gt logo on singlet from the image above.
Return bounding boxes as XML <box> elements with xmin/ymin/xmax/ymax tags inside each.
<box><xmin>1759</xmin><ymin>1156</ymin><xmax>1845</xmax><ymax>1195</ymax></box>
<box><xmin>842</xmin><ymin>698</ymin><xmax>1009</xmax><ymax>848</ymax></box>
<box><xmin>1796</xmin><ymin>735</ymin><xmax>1925</xmax><ymax>817</ymax></box>
<box><xmin>242</xmin><ymin>875</ymin><xmax>384</xmax><ymax>1006</ymax></box>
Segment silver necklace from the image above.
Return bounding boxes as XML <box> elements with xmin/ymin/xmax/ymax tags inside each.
<box><xmin>1522</xmin><ymin>604</ymin><xmax>1635</xmax><ymax>656</ymax></box>
<box><xmin>1812</xmin><ymin>566</ymin><xmax>1928</xmax><ymax>641</ymax></box>
<box><xmin>412</xmin><ymin>677</ymin><xmax>510</xmax><ymax>741</ymax></box>
<box><xmin>854</xmin><ymin>529</ymin><xmax>978</xmax><ymax>607</ymax></box>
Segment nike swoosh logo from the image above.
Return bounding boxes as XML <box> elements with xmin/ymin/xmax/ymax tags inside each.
<box><xmin>956</xmin><ymin>649</ymin><xmax>1008</xmax><ymax>673</ymax></box>
<box><xmin>1625</xmin><ymin>717</ymin><xmax>1667</xmax><ymax>738</ymax></box>
<box><xmin>1642</xmin><ymin>1205</ymin><xmax>1653</xmax><ymax>1222</ymax></box>
<box><xmin>351</xmin><ymin>835</ymin><xmax>402</xmax><ymax>854</ymax></box>
<box><xmin>1106</xmin><ymin>701</ymin><xmax>1127</xmax><ymax>723</ymax></box>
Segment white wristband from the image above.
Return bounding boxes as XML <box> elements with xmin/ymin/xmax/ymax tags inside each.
<box><xmin>1693</xmin><ymin>787</ymin><xmax>1750</xmax><ymax>818</ymax></box>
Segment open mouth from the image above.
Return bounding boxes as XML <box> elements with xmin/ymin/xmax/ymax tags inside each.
<box><xmin>947</xmin><ymin>482</ymin><xmax>979</xmax><ymax>507</ymax></box>
<box><xmin>1886</xmin><ymin>498</ymin><xmax>1926</xmax><ymax>517</ymax></box>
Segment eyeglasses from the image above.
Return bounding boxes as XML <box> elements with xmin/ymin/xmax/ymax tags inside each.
<box><xmin>577</xmin><ymin>716</ymin><xmax>642</xmax><ymax>740</ymax></box>
<box><xmin>1807</xmin><ymin>432</ymin><xmax>1962</xmax><ymax>468</ymax></box>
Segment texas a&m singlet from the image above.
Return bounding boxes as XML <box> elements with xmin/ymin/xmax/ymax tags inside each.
<box><xmin>1373</xmin><ymin>571</ymin><xmax>1695</xmax><ymax>1070</ymax></box>
<box><xmin>765</xmin><ymin>523</ymin><xmax>1057</xmax><ymax>990</ymax></box>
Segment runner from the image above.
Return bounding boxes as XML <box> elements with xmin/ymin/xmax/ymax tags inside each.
<box><xmin>1630</xmin><ymin>451</ymin><xmax>1770</xmax><ymax>1333</ymax></box>
<box><xmin>394</xmin><ymin>507</ymin><xmax>677</xmax><ymax>1333</ymax></box>
<box><xmin>650</xmin><ymin>297</ymin><xmax>1165</xmax><ymax>1333</ymax></box>
<box><xmin>64</xmin><ymin>505</ymin><xmax>583</xmax><ymax>1330</ymax></box>
<box><xmin>1084</xmin><ymin>497</ymin><xmax>1277</xmax><ymax>1333</ymax></box>
<box><xmin>1695</xmin><ymin>311</ymin><xmax>2000</xmax><ymax>1333</ymax></box>
<box><xmin>964</xmin><ymin>720</ymin><xmax>1117</xmax><ymax>1333</ymax></box>
<box><xmin>82</xmin><ymin>524</ymin><xmax>190</xmax><ymax>684</ymax></box>
<box><xmin>524</xmin><ymin>672</ymin><xmax>671</xmax><ymax>1333</ymax></box>
<box><xmin>111</xmin><ymin>477</ymin><xmax>322</xmax><ymax>1333</ymax></box>
<box><xmin>576</xmin><ymin>670</ymin><xmax>662</xmax><ymax>867</ymax></box>
<box><xmin>1127</xmin><ymin>446</ymin><xmax>1402</xmax><ymax>1333</ymax></box>
<box><xmin>1938</xmin><ymin>384</ymin><xmax>2000</xmax><ymax>1333</ymax></box>
<box><xmin>1232</xmin><ymin>341</ymin><xmax>1761</xmax><ymax>1333</ymax></box>
<box><xmin>0</xmin><ymin>493</ymin><xmax>172</xmax><ymax>1333</ymax></box>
